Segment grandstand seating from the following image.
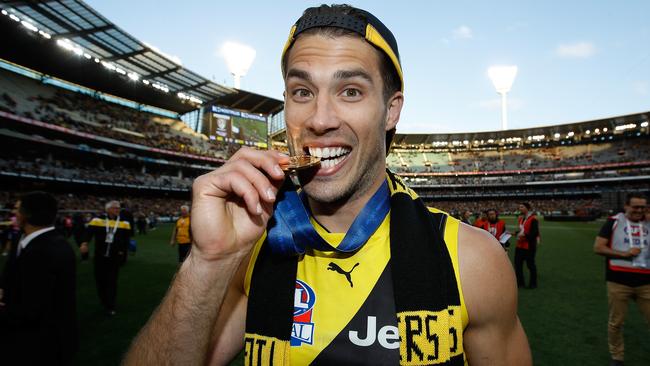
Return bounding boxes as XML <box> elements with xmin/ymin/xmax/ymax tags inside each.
<box><xmin>1</xmin><ymin>63</ymin><xmax>648</xmax><ymax>217</ymax></box>
<box><xmin>0</xmin><ymin>68</ymin><xmax>226</xmax><ymax>159</ymax></box>
<box><xmin>389</xmin><ymin>140</ymin><xmax>650</xmax><ymax>174</ymax></box>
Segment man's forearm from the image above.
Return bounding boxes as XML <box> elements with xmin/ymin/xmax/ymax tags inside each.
<box><xmin>123</xmin><ymin>251</ymin><xmax>246</xmax><ymax>365</ymax></box>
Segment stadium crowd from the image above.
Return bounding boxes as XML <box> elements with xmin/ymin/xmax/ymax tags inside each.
<box><xmin>0</xmin><ymin>191</ymin><xmax>188</xmax><ymax>218</ymax></box>
<box><xmin>0</xmin><ymin>69</ymin><xmax>227</xmax><ymax>159</ymax></box>
<box><xmin>429</xmin><ymin>198</ymin><xmax>602</xmax><ymax>218</ymax></box>
<box><xmin>0</xmin><ymin>156</ymin><xmax>194</xmax><ymax>189</ymax></box>
<box><xmin>403</xmin><ymin>168</ymin><xmax>650</xmax><ymax>186</ymax></box>
<box><xmin>389</xmin><ymin>139</ymin><xmax>650</xmax><ymax>173</ymax></box>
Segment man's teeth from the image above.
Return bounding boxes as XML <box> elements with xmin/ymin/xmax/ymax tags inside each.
<box><xmin>306</xmin><ymin>146</ymin><xmax>351</xmax><ymax>169</ymax></box>
<box><xmin>320</xmin><ymin>155</ymin><xmax>345</xmax><ymax>168</ymax></box>
<box><xmin>308</xmin><ymin>146</ymin><xmax>350</xmax><ymax>159</ymax></box>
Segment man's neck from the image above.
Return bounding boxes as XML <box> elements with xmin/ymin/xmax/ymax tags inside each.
<box><xmin>23</xmin><ymin>224</ymin><xmax>49</xmax><ymax>236</ymax></box>
<box><xmin>107</xmin><ymin>214</ymin><xmax>118</xmax><ymax>220</ymax></box>
<box><xmin>308</xmin><ymin>175</ymin><xmax>386</xmax><ymax>233</ymax></box>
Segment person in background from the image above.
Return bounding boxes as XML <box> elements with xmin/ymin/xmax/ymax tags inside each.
<box><xmin>2</xmin><ymin>202</ymin><xmax>20</xmax><ymax>257</ymax></box>
<box><xmin>515</xmin><ymin>202</ymin><xmax>540</xmax><ymax>289</ymax></box>
<box><xmin>593</xmin><ymin>193</ymin><xmax>649</xmax><ymax>366</ymax></box>
<box><xmin>461</xmin><ymin>209</ymin><xmax>473</xmax><ymax>225</ymax></box>
<box><xmin>473</xmin><ymin>210</ymin><xmax>487</xmax><ymax>228</ymax></box>
<box><xmin>80</xmin><ymin>200</ymin><xmax>131</xmax><ymax>316</ymax></box>
<box><xmin>170</xmin><ymin>205</ymin><xmax>191</xmax><ymax>263</ymax></box>
<box><xmin>480</xmin><ymin>208</ymin><xmax>510</xmax><ymax>250</ymax></box>
<box><xmin>0</xmin><ymin>192</ymin><xmax>77</xmax><ymax>365</ymax></box>
<box><xmin>136</xmin><ymin>212</ymin><xmax>147</xmax><ymax>236</ymax></box>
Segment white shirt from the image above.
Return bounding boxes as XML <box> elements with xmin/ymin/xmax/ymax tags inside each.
<box><xmin>16</xmin><ymin>226</ymin><xmax>56</xmax><ymax>257</ymax></box>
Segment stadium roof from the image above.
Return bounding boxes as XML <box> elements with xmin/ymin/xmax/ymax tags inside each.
<box><xmin>0</xmin><ymin>0</ymin><xmax>284</xmax><ymax>115</ymax></box>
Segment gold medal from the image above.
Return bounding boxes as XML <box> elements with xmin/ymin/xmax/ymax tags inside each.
<box><xmin>280</xmin><ymin>155</ymin><xmax>321</xmax><ymax>172</ymax></box>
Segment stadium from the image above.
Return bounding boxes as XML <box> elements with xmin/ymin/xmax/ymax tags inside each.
<box><xmin>1</xmin><ymin>1</ymin><xmax>649</xmax><ymax>365</ymax></box>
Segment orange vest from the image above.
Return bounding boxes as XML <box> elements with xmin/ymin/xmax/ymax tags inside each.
<box><xmin>482</xmin><ymin>220</ymin><xmax>506</xmax><ymax>240</ymax></box>
<box><xmin>516</xmin><ymin>214</ymin><xmax>536</xmax><ymax>249</ymax></box>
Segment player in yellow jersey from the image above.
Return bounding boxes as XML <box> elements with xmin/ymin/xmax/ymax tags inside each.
<box><xmin>125</xmin><ymin>5</ymin><xmax>531</xmax><ymax>365</ymax></box>
<box><xmin>170</xmin><ymin>205</ymin><xmax>192</xmax><ymax>263</ymax></box>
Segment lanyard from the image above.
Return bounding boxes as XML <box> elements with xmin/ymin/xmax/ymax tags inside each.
<box><xmin>267</xmin><ymin>179</ymin><xmax>390</xmax><ymax>256</ymax></box>
<box><xmin>104</xmin><ymin>216</ymin><xmax>120</xmax><ymax>257</ymax></box>
<box><xmin>106</xmin><ymin>216</ymin><xmax>120</xmax><ymax>235</ymax></box>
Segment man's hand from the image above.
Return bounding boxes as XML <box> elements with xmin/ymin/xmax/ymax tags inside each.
<box><xmin>124</xmin><ymin>148</ymin><xmax>288</xmax><ymax>366</ymax></box>
<box><xmin>627</xmin><ymin>247</ymin><xmax>642</xmax><ymax>257</ymax></box>
<box><xmin>190</xmin><ymin>148</ymin><xmax>288</xmax><ymax>263</ymax></box>
<box><xmin>79</xmin><ymin>242</ymin><xmax>89</xmax><ymax>254</ymax></box>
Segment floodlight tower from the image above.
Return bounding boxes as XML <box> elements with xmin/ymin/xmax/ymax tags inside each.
<box><xmin>222</xmin><ymin>42</ymin><xmax>256</xmax><ymax>89</ymax></box>
<box><xmin>488</xmin><ymin>65</ymin><xmax>518</xmax><ymax>130</ymax></box>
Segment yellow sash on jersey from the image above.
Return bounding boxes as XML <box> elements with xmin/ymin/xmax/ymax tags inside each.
<box><xmin>245</xmin><ymin>171</ymin><xmax>465</xmax><ymax>365</ymax></box>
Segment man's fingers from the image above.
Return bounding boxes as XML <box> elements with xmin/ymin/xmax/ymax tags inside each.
<box><xmin>217</xmin><ymin>171</ymin><xmax>264</xmax><ymax>216</ymax></box>
<box><xmin>227</xmin><ymin>160</ymin><xmax>283</xmax><ymax>203</ymax></box>
<box><xmin>230</xmin><ymin>147</ymin><xmax>288</xmax><ymax>181</ymax></box>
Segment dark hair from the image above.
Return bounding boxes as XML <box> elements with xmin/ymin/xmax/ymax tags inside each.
<box><xmin>520</xmin><ymin>202</ymin><xmax>532</xmax><ymax>210</ymax></box>
<box><xmin>281</xmin><ymin>4</ymin><xmax>401</xmax><ymax>152</ymax></box>
<box><xmin>19</xmin><ymin>191</ymin><xmax>58</xmax><ymax>226</ymax></box>
<box><xmin>625</xmin><ymin>193</ymin><xmax>647</xmax><ymax>205</ymax></box>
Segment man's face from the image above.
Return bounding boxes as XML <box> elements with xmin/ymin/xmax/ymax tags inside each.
<box><xmin>107</xmin><ymin>205</ymin><xmax>120</xmax><ymax>218</ymax></box>
<box><xmin>463</xmin><ymin>211</ymin><xmax>471</xmax><ymax>220</ymax></box>
<box><xmin>624</xmin><ymin>198</ymin><xmax>647</xmax><ymax>222</ymax></box>
<box><xmin>181</xmin><ymin>207</ymin><xmax>189</xmax><ymax>217</ymax></box>
<box><xmin>487</xmin><ymin>211</ymin><xmax>497</xmax><ymax>223</ymax></box>
<box><xmin>519</xmin><ymin>205</ymin><xmax>528</xmax><ymax>215</ymax></box>
<box><xmin>284</xmin><ymin>34</ymin><xmax>402</xmax><ymax>205</ymax></box>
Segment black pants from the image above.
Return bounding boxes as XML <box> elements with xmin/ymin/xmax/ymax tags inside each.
<box><xmin>178</xmin><ymin>243</ymin><xmax>191</xmax><ymax>263</ymax></box>
<box><xmin>515</xmin><ymin>247</ymin><xmax>537</xmax><ymax>288</ymax></box>
<box><xmin>94</xmin><ymin>256</ymin><xmax>120</xmax><ymax>311</ymax></box>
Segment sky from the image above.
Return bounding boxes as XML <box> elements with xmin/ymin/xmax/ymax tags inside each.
<box><xmin>86</xmin><ymin>0</ymin><xmax>650</xmax><ymax>133</ymax></box>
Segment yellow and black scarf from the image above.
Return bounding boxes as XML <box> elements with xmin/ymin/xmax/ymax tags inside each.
<box><xmin>245</xmin><ymin>171</ymin><xmax>464</xmax><ymax>365</ymax></box>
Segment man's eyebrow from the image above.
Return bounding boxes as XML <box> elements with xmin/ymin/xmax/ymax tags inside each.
<box><xmin>286</xmin><ymin>69</ymin><xmax>312</xmax><ymax>82</ymax></box>
<box><xmin>333</xmin><ymin>69</ymin><xmax>374</xmax><ymax>84</ymax></box>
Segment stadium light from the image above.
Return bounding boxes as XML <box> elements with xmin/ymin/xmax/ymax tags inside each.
<box><xmin>488</xmin><ymin>65</ymin><xmax>518</xmax><ymax>130</ymax></box>
<box><xmin>221</xmin><ymin>41</ymin><xmax>256</xmax><ymax>89</ymax></box>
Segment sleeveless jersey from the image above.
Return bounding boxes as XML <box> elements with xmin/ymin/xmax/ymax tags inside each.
<box><xmin>244</xmin><ymin>211</ymin><xmax>468</xmax><ymax>365</ymax></box>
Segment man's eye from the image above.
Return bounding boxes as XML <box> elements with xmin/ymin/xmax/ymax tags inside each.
<box><xmin>293</xmin><ymin>89</ymin><xmax>312</xmax><ymax>98</ymax></box>
<box><xmin>343</xmin><ymin>88</ymin><xmax>360</xmax><ymax>97</ymax></box>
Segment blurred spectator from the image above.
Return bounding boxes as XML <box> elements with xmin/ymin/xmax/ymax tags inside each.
<box><xmin>80</xmin><ymin>201</ymin><xmax>132</xmax><ymax>316</ymax></box>
<box><xmin>515</xmin><ymin>202</ymin><xmax>540</xmax><ymax>289</ymax></box>
<box><xmin>593</xmin><ymin>193</ymin><xmax>649</xmax><ymax>365</ymax></box>
<box><xmin>169</xmin><ymin>205</ymin><xmax>192</xmax><ymax>263</ymax></box>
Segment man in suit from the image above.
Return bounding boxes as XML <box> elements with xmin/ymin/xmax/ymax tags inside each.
<box><xmin>0</xmin><ymin>191</ymin><xmax>77</xmax><ymax>365</ymax></box>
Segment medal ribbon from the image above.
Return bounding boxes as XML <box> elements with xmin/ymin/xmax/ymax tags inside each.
<box><xmin>267</xmin><ymin>178</ymin><xmax>390</xmax><ymax>256</ymax></box>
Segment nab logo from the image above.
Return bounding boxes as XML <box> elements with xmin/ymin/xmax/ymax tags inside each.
<box><xmin>624</xmin><ymin>225</ymin><xmax>649</xmax><ymax>237</ymax></box>
<box><xmin>292</xmin><ymin>280</ymin><xmax>316</xmax><ymax>346</ymax></box>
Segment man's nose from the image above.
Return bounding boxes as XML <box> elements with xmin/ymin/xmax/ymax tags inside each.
<box><xmin>306</xmin><ymin>93</ymin><xmax>341</xmax><ymax>135</ymax></box>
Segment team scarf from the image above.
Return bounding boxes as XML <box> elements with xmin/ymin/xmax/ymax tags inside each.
<box><xmin>244</xmin><ymin>170</ymin><xmax>465</xmax><ymax>365</ymax></box>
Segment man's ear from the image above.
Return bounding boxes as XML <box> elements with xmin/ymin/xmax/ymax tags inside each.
<box><xmin>385</xmin><ymin>91</ymin><xmax>404</xmax><ymax>132</ymax></box>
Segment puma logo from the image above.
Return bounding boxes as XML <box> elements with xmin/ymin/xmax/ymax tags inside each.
<box><xmin>327</xmin><ymin>262</ymin><xmax>359</xmax><ymax>287</ymax></box>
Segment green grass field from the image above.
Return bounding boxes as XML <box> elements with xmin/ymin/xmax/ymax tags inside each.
<box><xmin>3</xmin><ymin>219</ymin><xmax>649</xmax><ymax>365</ymax></box>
